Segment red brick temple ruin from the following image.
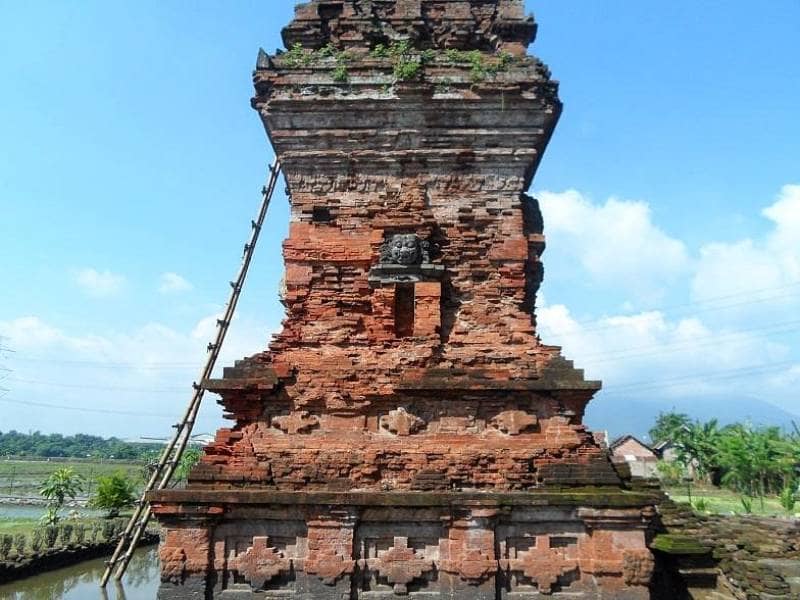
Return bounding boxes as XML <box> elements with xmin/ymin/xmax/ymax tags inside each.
<box><xmin>151</xmin><ymin>1</ymin><xmax>660</xmax><ymax>598</ymax></box>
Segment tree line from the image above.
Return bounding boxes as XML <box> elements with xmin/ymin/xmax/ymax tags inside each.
<box><xmin>650</xmin><ymin>412</ymin><xmax>800</xmax><ymax>511</ymax></box>
<box><xmin>0</xmin><ymin>430</ymin><xmax>163</xmax><ymax>460</ymax></box>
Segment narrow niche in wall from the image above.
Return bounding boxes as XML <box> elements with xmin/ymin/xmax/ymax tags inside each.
<box><xmin>394</xmin><ymin>283</ymin><xmax>415</xmax><ymax>338</ymax></box>
<box><xmin>312</xmin><ymin>206</ymin><xmax>333</xmax><ymax>223</ymax></box>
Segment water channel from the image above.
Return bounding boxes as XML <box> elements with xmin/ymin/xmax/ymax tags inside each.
<box><xmin>0</xmin><ymin>546</ymin><xmax>159</xmax><ymax>600</ymax></box>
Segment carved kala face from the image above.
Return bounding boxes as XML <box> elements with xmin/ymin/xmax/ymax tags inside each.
<box><xmin>391</xmin><ymin>234</ymin><xmax>420</xmax><ymax>265</ymax></box>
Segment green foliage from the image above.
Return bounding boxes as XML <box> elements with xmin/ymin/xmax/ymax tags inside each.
<box><xmin>371</xmin><ymin>41</ymin><xmax>513</xmax><ymax>84</ymax></box>
<box><xmin>44</xmin><ymin>526</ymin><xmax>58</xmax><ymax>548</ymax></box>
<box><xmin>393</xmin><ymin>58</ymin><xmax>421</xmax><ymax>81</ymax></box>
<box><xmin>40</xmin><ymin>506</ymin><xmax>59</xmax><ymax>527</ymax></box>
<box><xmin>90</xmin><ymin>471</ymin><xmax>137</xmax><ymax>517</ymax></box>
<box><xmin>59</xmin><ymin>523</ymin><xmax>73</xmax><ymax>546</ymax></box>
<box><xmin>740</xmin><ymin>495</ymin><xmax>753</xmax><ymax>514</ymax></box>
<box><xmin>30</xmin><ymin>529</ymin><xmax>42</xmax><ymax>553</ymax></box>
<box><xmin>174</xmin><ymin>446</ymin><xmax>202</xmax><ymax>483</ymax></box>
<box><xmin>655</xmin><ymin>459</ymin><xmax>685</xmax><ymax>485</ymax></box>
<box><xmin>332</xmin><ymin>63</ymin><xmax>349</xmax><ymax>82</ymax></box>
<box><xmin>74</xmin><ymin>523</ymin><xmax>87</xmax><ymax>545</ymax></box>
<box><xmin>0</xmin><ymin>430</ymin><xmax>162</xmax><ymax>460</ymax></box>
<box><xmin>282</xmin><ymin>41</ymin><xmax>351</xmax><ymax>82</ymax></box>
<box><xmin>39</xmin><ymin>467</ymin><xmax>83</xmax><ymax>525</ymax></box>
<box><xmin>649</xmin><ymin>412</ymin><xmax>691</xmax><ymax>445</ymax></box>
<box><xmin>693</xmin><ymin>497</ymin><xmax>709</xmax><ymax>512</ymax></box>
<box><xmin>779</xmin><ymin>483</ymin><xmax>796</xmax><ymax>513</ymax></box>
<box><xmin>284</xmin><ymin>42</ymin><xmax>313</xmax><ymax>67</ymax></box>
<box><xmin>652</xmin><ymin>412</ymin><xmax>800</xmax><ymax>513</ymax></box>
<box><xmin>39</xmin><ymin>467</ymin><xmax>83</xmax><ymax>506</ymax></box>
<box><xmin>0</xmin><ymin>534</ymin><xmax>12</xmax><ymax>560</ymax></box>
<box><xmin>102</xmin><ymin>519</ymin><xmax>117</xmax><ymax>542</ymax></box>
<box><xmin>13</xmin><ymin>533</ymin><xmax>26</xmax><ymax>556</ymax></box>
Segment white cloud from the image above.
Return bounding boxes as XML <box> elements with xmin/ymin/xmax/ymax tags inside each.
<box><xmin>534</xmin><ymin>184</ymin><xmax>800</xmax><ymax>417</ymax></box>
<box><xmin>0</xmin><ymin>312</ymin><xmax>273</xmax><ymax>436</ymax></box>
<box><xmin>74</xmin><ymin>268</ymin><xmax>126</xmax><ymax>297</ymax></box>
<box><xmin>158</xmin><ymin>272</ymin><xmax>193</xmax><ymax>294</ymax></box>
<box><xmin>690</xmin><ymin>184</ymin><xmax>800</xmax><ymax>319</ymax></box>
<box><xmin>537</xmin><ymin>190</ymin><xmax>689</xmax><ymax>300</ymax></box>
<box><xmin>537</xmin><ymin>302</ymin><xmax>790</xmax><ymax>399</ymax></box>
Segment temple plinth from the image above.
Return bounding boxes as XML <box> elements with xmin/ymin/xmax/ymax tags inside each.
<box><xmin>151</xmin><ymin>2</ymin><xmax>659</xmax><ymax>598</ymax></box>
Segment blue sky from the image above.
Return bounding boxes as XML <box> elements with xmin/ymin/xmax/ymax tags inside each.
<box><xmin>1</xmin><ymin>1</ymin><xmax>799</xmax><ymax>439</ymax></box>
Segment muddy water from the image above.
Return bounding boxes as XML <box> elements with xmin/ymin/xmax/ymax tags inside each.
<box><xmin>0</xmin><ymin>546</ymin><xmax>159</xmax><ymax>600</ymax></box>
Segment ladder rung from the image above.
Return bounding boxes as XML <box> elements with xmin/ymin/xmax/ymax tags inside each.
<box><xmin>104</xmin><ymin>161</ymin><xmax>281</xmax><ymax>587</ymax></box>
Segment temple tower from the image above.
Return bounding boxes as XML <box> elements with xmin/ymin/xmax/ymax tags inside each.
<box><xmin>151</xmin><ymin>2</ymin><xmax>659</xmax><ymax>598</ymax></box>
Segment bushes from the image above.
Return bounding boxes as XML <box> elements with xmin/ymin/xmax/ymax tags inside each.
<box><xmin>653</xmin><ymin>412</ymin><xmax>800</xmax><ymax>510</ymax></box>
<box><xmin>13</xmin><ymin>533</ymin><xmax>25</xmax><ymax>556</ymax></box>
<box><xmin>44</xmin><ymin>526</ymin><xmax>58</xmax><ymax>549</ymax></box>
<box><xmin>280</xmin><ymin>40</ymin><xmax>517</xmax><ymax>86</ymax></box>
<box><xmin>0</xmin><ymin>535</ymin><xmax>12</xmax><ymax>560</ymax></box>
<box><xmin>59</xmin><ymin>523</ymin><xmax>73</xmax><ymax>546</ymax></box>
<box><xmin>0</xmin><ymin>518</ymin><xmax>128</xmax><ymax>563</ymax></box>
<box><xmin>89</xmin><ymin>471</ymin><xmax>137</xmax><ymax>518</ymax></box>
<box><xmin>31</xmin><ymin>529</ymin><xmax>42</xmax><ymax>553</ymax></box>
<box><xmin>74</xmin><ymin>523</ymin><xmax>86</xmax><ymax>545</ymax></box>
<box><xmin>779</xmin><ymin>484</ymin><xmax>797</xmax><ymax>513</ymax></box>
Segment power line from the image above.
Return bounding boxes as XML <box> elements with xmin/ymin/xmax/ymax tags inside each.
<box><xmin>7</xmin><ymin>376</ymin><xmax>185</xmax><ymax>394</ymax></box>
<box><xmin>577</xmin><ymin>319</ymin><xmax>800</xmax><ymax>365</ymax></box>
<box><xmin>9</xmin><ymin>355</ymin><xmax>197</xmax><ymax>369</ymax></box>
<box><xmin>0</xmin><ymin>396</ymin><xmax>176</xmax><ymax>418</ymax></box>
<box><xmin>542</xmin><ymin>284</ymin><xmax>800</xmax><ymax>340</ymax></box>
<box><xmin>602</xmin><ymin>360</ymin><xmax>797</xmax><ymax>395</ymax></box>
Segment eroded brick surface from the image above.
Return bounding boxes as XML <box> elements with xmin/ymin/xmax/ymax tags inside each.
<box><xmin>151</xmin><ymin>1</ymin><xmax>656</xmax><ymax>597</ymax></box>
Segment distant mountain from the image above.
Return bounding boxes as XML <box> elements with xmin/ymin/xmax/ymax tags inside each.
<box><xmin>585</xmin><ymin>394</ymin><xmax>800</xmax><ymax>443</ymax></box>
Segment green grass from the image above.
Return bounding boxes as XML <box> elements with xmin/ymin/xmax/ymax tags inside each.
<box><xmin>0</xmin><ymin>459</ymin><xmax>145</xmax><ymax>498</ymax></box>
<box><xmin>664</xmin><ymin>483</ymin><xmax>792</xmax><ymax>517</ymax></box>
<box><xmin>0</xmin><ymin>517</ymin><xmax>39</xmax><ymax>536</ymax></box>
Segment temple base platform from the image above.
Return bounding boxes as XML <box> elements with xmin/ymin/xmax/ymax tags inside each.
<box><xmin>151</xmin><ymin>489</ymin><xmax>659</xmax><ymax>599</ymax></box>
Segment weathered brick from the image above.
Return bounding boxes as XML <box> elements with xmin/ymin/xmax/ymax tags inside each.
<box><xmin>151</xmin><ymin>2</ymin><xmax>656</xmax><ymax>598</ymax></box>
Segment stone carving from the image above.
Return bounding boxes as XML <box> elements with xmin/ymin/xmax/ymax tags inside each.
<box><xmin>379</xmin><ymin>233</ymin><xmax>431</xmax><ymax>266</ymax></box>
<box><xmin>159</xmin><ymin>546</ymin><xmax>187</xmax><ymax>582</ymax></box>
<box><xmin>305</xmin><ymin>553</ymin><xmax>355</xmax><ymax>585</ymax></box>
<box><xmin>500</xmin><ymin>536</ymin><xmax>578</xmax><ymax>595</ymax></box>
<box><xmin>490</xmin><ymin>410</ymin><xmax>538</xmax><ymax>435</ymax></box>
<box><xmin>272</xmin><ymin>411</ymin><xmax>320</xmax><ymax>434</ymax></box>
<box><xmin>234</xmin><ymin>536</ymin><xmax>291</xmax><ymax>589</ymax></box>
<box><xmin>622</xmin><ymin>549</ymin><xmax>654</xmax><ymax>586</ymax></box>
<box><xmin>380</xmin><ymin>407</ymin><xmax>425</xmax><ymax>436</ymax></box>
<box><xmin>368</xmin><ymin>536</ymin><xmax>434</xmax><ymax>595</ymax></box>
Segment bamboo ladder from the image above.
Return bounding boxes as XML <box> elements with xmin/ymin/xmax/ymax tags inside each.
<box><xmin>100</xmin><ymin>158</ymin><xmax>282</xmax><ymax>586</ymax></box>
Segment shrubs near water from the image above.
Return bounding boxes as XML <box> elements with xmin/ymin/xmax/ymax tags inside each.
<box><xmin>30</xmin><ymin>529</ymin><xmax>43</xmax><ymax>553</ymax></box>
<box><xmin>74</xmin><ymin>523</ymin><xmax>86</xmax><ymax>545</ymax></box>
<box><xmin>13</xmin><ymin>533</ymin><xmax>26</xmax><ymax>556</ymax></box>
<box><xmin>0</xmin><ymin>535</ymin><xmax>12</xmax><ymax>560</ymax></box>
<box><xmin>39</xmin><ymin>467</ymin><xmax>84</xmax><ymax>526</ymax></box>
<box><xmin>90</xmin><ymin>471</ymin><xmax>137</xmax><ymax>518</ymax></box>
<box><xmin>44</xmin><ymin>526</ymin><xmax>58</xmax><ymax>549</ymax></box>
<box><xmin>59</xmin><ymin>523</ymin><xmax>73</xmax><ymax>546</ymax></box>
